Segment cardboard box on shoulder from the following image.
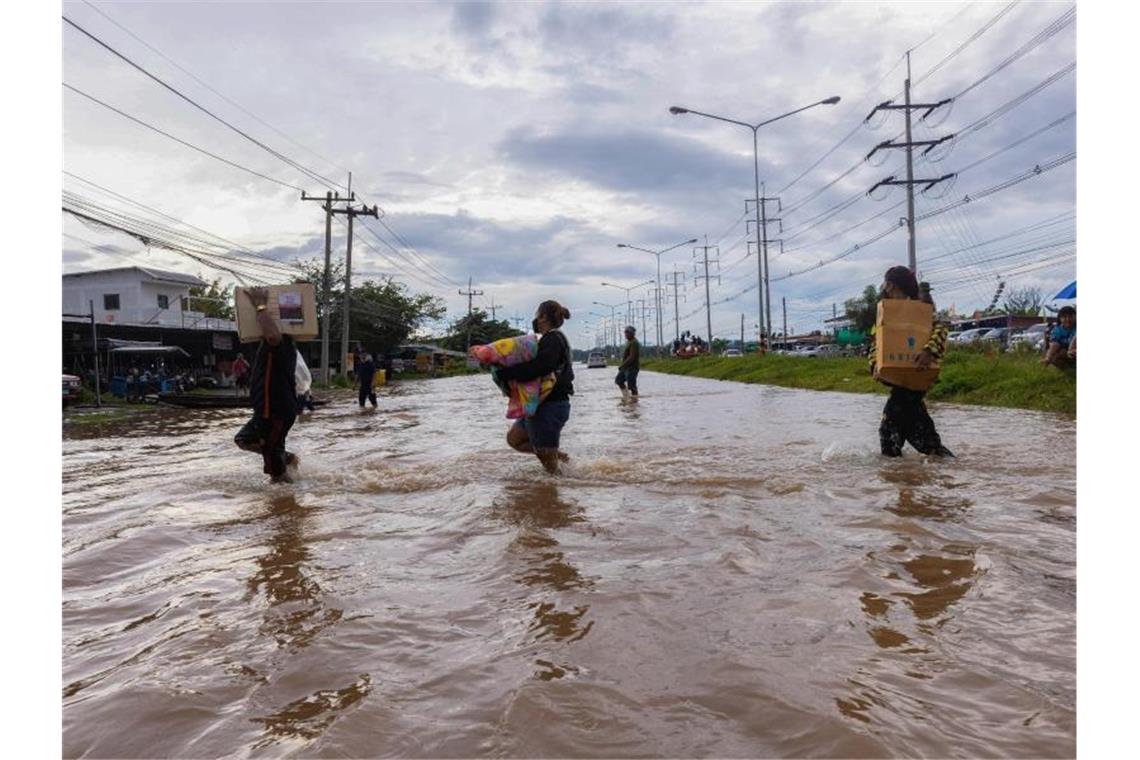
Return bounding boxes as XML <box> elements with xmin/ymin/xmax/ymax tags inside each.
<box><xmin>874</xmin><ymin>299</ymin><xmax>940</xmax><ymax>391</ymax></box>
<box><xmin>235</xmin><ymin>283</ymin><xmax>319</xmax><ymax>343</ymax></box>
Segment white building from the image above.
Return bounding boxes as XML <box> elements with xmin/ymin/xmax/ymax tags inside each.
<box><xmin>62</xmin><ymin>266</ymin><xmax>234</xmax><ymax>330</ymax></box>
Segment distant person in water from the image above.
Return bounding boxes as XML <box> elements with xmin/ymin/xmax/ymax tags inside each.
<box><xmin>233</xmin><ymin>287</ymin><xmax>300</xmax><ymax>483</ymax></box>
<box><xmin>483</xmin><ymin>300</ymin><xmax>575</xmax><ymax>474</ymax></box>
<box><xmin>870</xmin><ymin>266</ymin><xmax>954</xmax><ymax>458</ymax></box>
<box><xmin>616</xmin><ymin>325</ymin><xmax>640</xmax><ymax>402</ymax></box>
<box><xmin>357</xmin><ymin>352</ymin><xmax>378</xmax><ymax>408</ymax></box>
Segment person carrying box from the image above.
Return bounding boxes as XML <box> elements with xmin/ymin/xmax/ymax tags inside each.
<box><xmin>869</xmin><ymin>266</ymin><xmax>954</xmax><ymax>458</ymax></box>
<box><xmin>233</xmin><ymin>287</ymin><xmax>301</xmax><ymax>483</ymax></box>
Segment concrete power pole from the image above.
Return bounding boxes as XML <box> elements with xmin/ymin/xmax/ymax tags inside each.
<box><xmin>692</xmin><ymin>238</ymin><xmax>720</xmax><ymax>347</ymax></box>
<box><xmin>866</xmin><ymin>51</ymin><xmax>955</xmax><ymax>274</ymax></box>
<box><xmin>783</xmin><ymin>296</ymin><xmax>788</xmax><ymax>347</ymax></box>
<box><xmin>330</xmin><ymin>199</ymin><xmax>379</xmax><ymax>378</ymax></box>
<box><xmin>488</xmin><ymin>297</ymin><xmax>500</xmax><ymax>321</ymax></box>
<box><xmin>666</xmin><ymin>267</ymin><xmax>686</xmax><ymax>343</ymax></box>
<box><xmin>301</xmin><ymin>189</ymin><xmax>353</xmax><ymax>384</ymax></box>
<box><xmin>459</xmin><ymin>277</ymin><xmax>484</xmax><ymax>348</ymax></box>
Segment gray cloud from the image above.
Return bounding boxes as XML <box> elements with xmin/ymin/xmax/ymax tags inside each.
<box><xmin>499</xmin><ymin>126</ymin><xmax>756</xmax><ymax>195</ymax></box>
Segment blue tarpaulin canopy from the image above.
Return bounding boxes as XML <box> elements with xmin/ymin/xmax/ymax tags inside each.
<box><xmin>1054</xmin><ymin>281</ymin><xmax>1076</xmax><ymax>300</ymax></box>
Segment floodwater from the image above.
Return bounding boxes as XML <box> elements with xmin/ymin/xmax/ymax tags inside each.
<box><xmin>62</xmin><ymin>368</ymin><xmax>1076</xmax><ymax>758</ymax></box>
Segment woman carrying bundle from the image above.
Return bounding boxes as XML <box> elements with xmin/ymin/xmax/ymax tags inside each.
<box><xmin>477</xmin><ymin>300</ymin><xmax>575</xmax><ymax>474</ymax></box>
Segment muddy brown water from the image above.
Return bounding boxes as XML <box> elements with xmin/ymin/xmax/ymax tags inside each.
<box><xmin>62</xmin><ymin>369</ymin><xmax>1075</xmax><ymax>758</ymax></box>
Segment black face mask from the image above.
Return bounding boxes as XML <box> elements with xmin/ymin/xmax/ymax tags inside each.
<box><xmin>532</xmin><ymin>318</ymin><xmax>541</xmax><ymax>333</ymax></box>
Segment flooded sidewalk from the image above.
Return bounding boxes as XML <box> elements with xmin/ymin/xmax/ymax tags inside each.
<box><xmin>63</xmin><ymin>369</ymin><xmax>1075</xmax><ymax>757</ymax></box>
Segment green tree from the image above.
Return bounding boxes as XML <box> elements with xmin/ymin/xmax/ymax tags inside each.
<box><xmin>437</xmin><ymin>309</ymin><xmax>521</xmax><ymax>351</ymax></box>
<box><xmin>1003</xmin><ymin>286</ymin><xmax>1044</xmax><ymax>316</ymax></box>
<box><xmin>296</xmin><ymin>258</ymin><xmax>446</xmax><ymax>356</ymax></box>
<box><xmin>186</xmin><ymin>276</ymin><xmax>235</xmax><ymax>319</ymax></box>
<box><xmin>843</xmin><ymin>285</ymin><xmax>879</xmax><ymax>332</ymax></box>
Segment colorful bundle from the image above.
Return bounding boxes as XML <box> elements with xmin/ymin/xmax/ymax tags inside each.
<box><xmin>470</xmin><ymin>334</ymin><xmax>556</xmax><ymax>419</ymax></box>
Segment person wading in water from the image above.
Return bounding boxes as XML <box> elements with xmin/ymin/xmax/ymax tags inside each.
<box><xmin>492</xmin><ymin>300</ymin><xmax>575</xmax><ymax>474</ymax></box>
<box><xmin>234</xmin><ymin>288</ymin><xmax>300</xmax><ymax>483</ymax></box>
<box><xmin>870</xmin><ymin>266</ymin><xmax>954</xmax><ymax>458</ymax></box>
<box><xmin>616</xmin><ymin>325</ymin><xmax>640</xmax><ymax>402</ymax></box>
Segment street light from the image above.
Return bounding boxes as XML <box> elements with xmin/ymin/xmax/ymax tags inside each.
<box><xmin>617</xmin><ymin>238</ymin><xmax>698</xmax><ymax>355</ymax></box>
<box><xmin>669</xmin><ymin>95</ymin><xmax>840</xmax><ymax>342</ymax></box>
<box><xmin>600</xmin><ymin>279</ymin><xmax>654</xmax><ymax>329</ymax></box>
<box><xmin>593</xmin><ymin>301</ymin><xmax>622</xmax><ymax>355</ymax></box>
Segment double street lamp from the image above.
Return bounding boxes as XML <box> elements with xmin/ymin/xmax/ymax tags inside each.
<box><xmin>600</xmin><ymin>279</ymin><xmax>654</xmax><ymax>334</ymax></box>
<box><xmin>592</xmin><ymin>301</ymin><xmax>623</xmax><ymax>355</ymax></box>
<box><xmin>617</xmin><ymin>238</ymin><xmax>697</xmax><ymax>355</ymax></box>
<box><xmin>669</xmin><ymin>96</ymin><xmax>840</xmax><ymax>342</ymax></box>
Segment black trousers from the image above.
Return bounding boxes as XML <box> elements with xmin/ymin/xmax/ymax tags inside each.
<box><xmin>235</xmin><ymin>413</ymin><xmax>296</xmax><ymax>477</ymax></box>
<box><xmin>879</xmin><ymin>387</ymin><xmax>949</xmax><ymax>457</ymax></box>
<box><xmin>359</xmin><ymin>384</ymin><xmax>377</xmax><ymax>407</ymax></box>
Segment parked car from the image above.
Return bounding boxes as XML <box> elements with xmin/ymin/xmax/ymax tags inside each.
<box><xmin>1007</xmin><ymin>323</ymin><xmax>1050</xmax><ymax>351</ymax></box>
<box><xmin>722</xmin><ymin>348</ymin><xmax>743</xmax><ymax>357</ymax></box>
<box><xmin>953</xmin><ymin>328</ymin><xmax>989</xmax><ymax>345</ymax></box>
<box><xmin>586</xmin><ymin>352</ymin><xmax>607</xmax><ymax>369</ymax></box>
<box><xmin>63</xmin><ymin>374</ymin><xmax>82</xmax><ymax>407</ymax></box>
<box><xmin>978</xmin><ymin>327</ymin><xmax>1012</xmax><ymax>347</ymax></box>
<box><xmin>796</xmin><ymin>344</ymin><xmax>848</xmax><ymax>358</ymax></box>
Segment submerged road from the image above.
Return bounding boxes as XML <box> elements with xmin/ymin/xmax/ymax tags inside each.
<box><xmin>63</xmin><ymin>368</ymin><xmax>1075</xmax><ymax>757</ymax></box>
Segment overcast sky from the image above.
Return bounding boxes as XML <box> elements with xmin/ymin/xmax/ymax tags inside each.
<box><xmin>61</xmin><ymin>0</ymin><xmax>1076</xmax><ymax>346</ymax></box>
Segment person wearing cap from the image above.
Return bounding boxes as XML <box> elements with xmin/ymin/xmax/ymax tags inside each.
<box><xmin>869</xmin><ymin>266</ymin><xmax>954</xmax><ymax>458</ymax></box>
<box><xmin>615</xmin><ymin>325</ymin><xmax>641</xmax><ymax>402</ymax></box>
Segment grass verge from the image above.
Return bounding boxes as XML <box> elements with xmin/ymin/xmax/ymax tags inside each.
<box><xmin>642</xmin><ymin>347</ymin><xmax>1075</xmax><ymax>415</ymax></box>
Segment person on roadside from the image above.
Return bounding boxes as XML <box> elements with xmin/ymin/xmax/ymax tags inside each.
<box><xmin>615</xmin><ymin>325</ymin><xmax>640</xmax><ymax>402</ymax></box>
<box><xmin>233</xmin><ymin>287</ymin><xmax>300</xmax><ymax>483</ymax></box>
<box><xmin>1041</xmin><ymin>305</ymin><xmax>1076</xmax><ymax>368</ymax></box>
<box><xmin>358</xmin><ymin>352</ymin><xmax>378</xmax><ymax>409</ymax></box>
<box><xmin>870</xmin><ymin>266</ymin><xmax>954</xmax><ymax>458</ymax></box>
<box><xmin>232</xmin><ymin>353</ymin><xmax>250</xmax><ymax>395</ymax></box>
<box><xmin>485</xmin><ymin>300</ymin><xmax>574</xmax><ymax>474</ymax></box>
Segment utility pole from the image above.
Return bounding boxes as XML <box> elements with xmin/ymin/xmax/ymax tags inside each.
<box><xmin>747</xmin><ymin>188</ymin><xmax>782</xmax><ymax>339</ymax></box>
<box><xmin>692</xmin><ymin>237</ymin><xmax>720</xmax><ymax>347</ymax></box>
<box><xmin>866</xmin><ymin>51</ymin><xmax>955</xmax><ymax>273</ymax></box>
<box><xmin>488</xmin><ymin>297</ymin><xmax>500</xmax><ymax>321</ymax></box>
<box><xmin>637</xmin><ymin>299</ymin><xmax>649</xmax><ymax>345</ymax></box>
<box><xmin>782</xmin><ymin>296</ymin><xmax>788</xmax><ymax>348</ymax></box>
<box><xmin>330</xmin><ymin>196</ymin><xmax>379</xmax><ymax>379</ymax></box>
<box><xmin>301</xmin><ymin>188</ymin><xmax>354</xmax><ymax>384</ymax></box>
<box><xmin>459</xmin><ymin>277</ymin><xmax>484</xmax><ymax>349</ymax></box>
<box><xmin>89</xmin><ymin>300</ymin><xmax>101</xmax><ymax>406</ymax></box>
<box><xmin>740</xmin><ymin>313</ymin><xmax>744</xmax><ymax>351</ymax></box>
<box><xmin>666</xmin><ymin>267</ymin><xmax>686</xmax><ymax>343</ymax></box>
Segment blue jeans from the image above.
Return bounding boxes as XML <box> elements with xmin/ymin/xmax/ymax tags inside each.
<box><xmin>512</xmin><ymin>399</ymin><xmax>571</xmax><ymax>449</ymax></box>
<box><xmin>615</xmin><ymin>367</ymin><xmax>639</xmax><ymax>395</ymax></box>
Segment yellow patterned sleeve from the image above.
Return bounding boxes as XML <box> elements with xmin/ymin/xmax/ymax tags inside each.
<box><xmin>868</xmin><ymin>327</ymin><xmax>877</xmax><ymax>373</ymax></box>
<box><xmin>924</xmin><ymin>321</ymin><xmax>949</xmax><ymax>360</ymax></box>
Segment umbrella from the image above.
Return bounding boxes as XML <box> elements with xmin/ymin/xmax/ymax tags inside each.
<box><xmin>1054</xmin><ymin>281</ymin><xmax>1076</xmax><ymax>300</ymax></box>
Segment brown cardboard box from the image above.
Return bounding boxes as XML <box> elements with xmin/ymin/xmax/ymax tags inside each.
<box><xmin>874</xmin><ymin>299</ymin><xmax>940</xmax><ymax>391</ymax></box>
<box><xmin>235</xmin><ymin>283</ymin><xmax>319</xmax><ymax>343</ymax></box>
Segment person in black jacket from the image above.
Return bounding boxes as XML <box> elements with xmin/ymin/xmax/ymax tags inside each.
<box><xmin>233</xmin><ymin>287</ymin><xmax>300</xmax><ymax>483</ymax></box>
<box><xmin>487</xmin><ymin>300</ymin><xmax>574</xmax><ymax>474</ymax></box>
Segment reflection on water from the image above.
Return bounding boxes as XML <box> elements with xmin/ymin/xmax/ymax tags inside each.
<box><xmin>495</xmin><ymin>481</ymin><xmax>596</xmax><ymax>656</ymax></box>
<box><xmin>246</xmin><ymin>494</ymin><xmax>344</xmax><ymax>651</ymax></box>
<box><xmin>62</xmin><ymin>374</ymin><xmax>1076</xmax><ymax>758</ymax></box>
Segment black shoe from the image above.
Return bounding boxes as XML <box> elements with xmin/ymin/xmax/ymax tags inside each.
<box><xmin>932</xmin><ymin>446</ymin><xmax>955</xmax><ymax>458</ymax></box>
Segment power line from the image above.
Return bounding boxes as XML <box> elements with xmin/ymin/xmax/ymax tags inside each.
<box><xmin>63</xmin><ymin>14</ymin><xmax>345</xmax><ymax>191</ymax></box>
<box><xmin>77</xmin><ymin>0</ymin><xmax>351</xmax><ymax>179</ymax></box>
<box><xmin>64</xmin><ymin>83</ymin><xmax>305</xmax><ymax>192</ymax></box>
